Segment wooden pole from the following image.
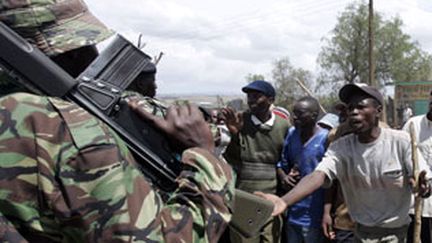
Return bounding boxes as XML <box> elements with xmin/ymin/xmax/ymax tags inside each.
<box><xmin>368</xmin><ymin>0</ymin><xmax>388</xmax><ymax>124</ymax></box>
<box><xmin>409</xmin><ymin>123</ymin><xmax>422</xmax><ymax>243</ymax></box>
<box><xmin>368</xmin><ymin>0</ymin><xmax>375</xmax><ymax>87</ymax></box>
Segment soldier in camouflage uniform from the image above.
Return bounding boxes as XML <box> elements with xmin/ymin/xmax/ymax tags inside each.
<box><xmin>0</xmin><ymin>92</ymin><xmax>235</xmax><ymax>242</ymax></box>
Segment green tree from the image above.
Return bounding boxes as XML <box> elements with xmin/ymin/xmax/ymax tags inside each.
<box><xmin>317</xmin><ymin>2</ymin><xmax>432</xmax><ymax>94</ymax></box>
<box><xmin>272</xmin><ymin>57</ymin><xmax>313</xmax><ymax>108</ymax></box>
<box><xmin>245</xmin><ymin>73</ymin><xmax>266</xmax><ymax>83</ymax></box>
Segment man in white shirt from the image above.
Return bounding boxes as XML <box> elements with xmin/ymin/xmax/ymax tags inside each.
<box><xmin>257</xmin><ymin>83</ymin><xmax>432</xmax><ymax>242</ymax></box>
<box><xmin>402</xmin><ymin>91</ymin><xmax>432</xmax><ymax>243</ymax></box>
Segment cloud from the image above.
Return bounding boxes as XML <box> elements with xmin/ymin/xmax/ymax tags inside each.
<box><xmin>86</xmin><ymin>0</ymin><xmax>432</xmax><ymax>95</ymax></box>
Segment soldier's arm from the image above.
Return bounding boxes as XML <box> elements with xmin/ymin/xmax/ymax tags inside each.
<box><xmin>129</xmin><ymin>101</ymin><xmax>235</xmax><ymax>242</ymax></box>
<box><xmin>55</xmin><ymin>132</ymin><xmax>233</xmax><ymax>242</ymax></box>
<box><xmin>160</xmin><ymin>148</ymin><xmax>234</xmax><ymax>242</ymax></box>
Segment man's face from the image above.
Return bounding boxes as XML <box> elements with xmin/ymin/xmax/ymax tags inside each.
<box><xmin>211</xmin><ymin>110</ymin><xmax>218</xmax><ymax>124</ymax></box>
<box><xmin>246</xmin><ymin>90</ymin><xmax>273</xmax><ymax>115</ymax></box>
<box><xmin>347</xmin><ymin>95</ymin><xmax>381</xmax><ymax>134</ymax></box>
<box><xmin>292</xmin><ymin>101</ymin><xmax>316</xmax><ymax>129</ymax></box>
<box><xmin>141</xmin><ymin>79</ymin><xmax>157</xmax><ymax>98</ymax></box>
<box><xmin>136</xmin><ymin>73</ymin><xmax>157</xmax><ymax>98</ymax></box>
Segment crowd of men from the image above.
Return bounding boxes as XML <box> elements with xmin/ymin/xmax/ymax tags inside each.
<box><xmin>1</xmin><ymin>0</ymin><xmax>432</xmax><ymax>243</ymax></box>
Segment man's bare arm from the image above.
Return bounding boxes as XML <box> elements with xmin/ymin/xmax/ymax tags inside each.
<box><xmin>256</xmin><ymin>170</ymin><xmax>327</xmax><ymax>215</ymax></box>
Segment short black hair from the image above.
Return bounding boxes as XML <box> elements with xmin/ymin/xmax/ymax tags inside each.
<box><xmin>297</xmin><ymin>96</ymin><xmax>320</xmax><ymax>114</ymax></box>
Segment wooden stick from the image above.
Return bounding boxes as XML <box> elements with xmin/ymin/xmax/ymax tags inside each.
<box><xmin>409</xmin><ymin>122</ymin><xmax>422</xmax><ymax>243</ymax></box>
<box><xmin>295</xmin><ymin>79</ymin><xmax>327</xmax><ymax>113</ymax></box>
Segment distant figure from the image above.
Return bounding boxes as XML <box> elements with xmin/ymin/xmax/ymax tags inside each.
<box><xmin>317</xmin><ymin>113</ymin><xmax>340</xmax><ymax>131</ymax></box>
<box><xmin>211</xmin><ymin>109</ymin><xmax>220</xmax><ymax>124</ymax></box>
<box><xmin>334</xmin><ymin>102</ymin><xmax>348</xmax><ymax>123</ymax></box>
<box><xmin>402</xmin><ymin>103</ymin><xmax>413</xmax><ymax>125</ymax></box>
<box><xmin>223</xmin><ymin>80</ymin><xmax>290</xmax><ymax>243</ymax></box>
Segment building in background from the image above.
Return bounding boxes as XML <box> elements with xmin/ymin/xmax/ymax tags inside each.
<box><xmin>394</xmin><ymin>81</ymin><xmax>432</xmax><ymax>127</ymax></box>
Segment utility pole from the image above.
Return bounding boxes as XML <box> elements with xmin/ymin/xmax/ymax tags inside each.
<box><xmin>368</xmin><ymin>0</ymin><xmax>375</xmax><ymax>87</ymax></box>
<box><xmin>369</xmin><ymin>0</ymin><xmax>387</xmax><ymax>123</ymax></box>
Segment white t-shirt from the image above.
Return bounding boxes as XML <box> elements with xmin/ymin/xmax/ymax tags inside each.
<box><xmin>316</xmin><ymin>128</ymin><xmax>431</xmax><ymax>228</ymax></box>
<box><xmin>403</xmin><ymin>115</ymin><xmax>432</xmax><ymax>217</ymax></box>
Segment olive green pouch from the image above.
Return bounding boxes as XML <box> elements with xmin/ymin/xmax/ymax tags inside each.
<box><xmin>229</xmin><ymin>189</ymin><xmax>274</xmax><ymax>238</ymax></box>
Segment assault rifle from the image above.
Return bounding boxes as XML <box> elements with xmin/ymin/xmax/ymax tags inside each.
<box><xmin>0</xmin><ymin>22</ymin><xmax>273</xmax><ymax>238</ymax></box>
<box><xmin>0</xmin><ymin>22</ymin><xmax>179</xmax><ymax>191</ymax></box>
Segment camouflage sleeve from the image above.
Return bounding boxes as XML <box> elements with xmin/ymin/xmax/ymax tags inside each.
<box><xmin>55</xmin><ymin>146</ymin><xmax>234</xmax><ymax>243</ymax></box>
<box><xmin>49</xmin><ymin>97</ymin><xmax>234</xmax><ymax>242</ymax></box>
<box><xmin>159</xmin><ymin>148</ymin><xmax>234</xmax><ymax>242</ymax></box>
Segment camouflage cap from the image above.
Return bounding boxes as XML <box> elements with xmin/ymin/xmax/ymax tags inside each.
<box><xmin>0</xmin><ymin>0</ymin><xmax>113</xmax><ymax>56</ymax></box>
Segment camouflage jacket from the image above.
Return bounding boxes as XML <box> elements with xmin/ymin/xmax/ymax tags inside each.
<box><xmin>0</xmin><ymin>93</ymin><xmax>234</xmax><ymax>242</ymax></box>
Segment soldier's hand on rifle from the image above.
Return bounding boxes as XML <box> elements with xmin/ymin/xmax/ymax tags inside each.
<box><xmin>221</xmin><ymin>107</ymin><xmax>243</xmax><ymax>135</ymax></box>
<box><xmin>129</xmin><ymin>100</ymin><xmax>215</xmax><ymax>153</ymax></box>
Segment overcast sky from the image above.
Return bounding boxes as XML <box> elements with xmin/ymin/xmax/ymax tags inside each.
<box><xmin>86</xmin><ymin>0</ymin><xmax>432</xmax><ymax>95</ymax></box>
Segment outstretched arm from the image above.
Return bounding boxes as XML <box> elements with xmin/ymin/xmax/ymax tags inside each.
<box><xmin>256</xmin><ymin>170</ymin><xmax>327</xmax><ymax>216</ymax></box>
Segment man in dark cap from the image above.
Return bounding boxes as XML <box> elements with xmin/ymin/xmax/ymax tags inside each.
<box><xmin>222</xmin><ymin>80</ymin><xmax>291</xmax><ymax>243</ymax></box>
<box><xmin>257</xmin><ymin>83</ymin><xmax>432</xmax><ymax>242</ymax></box>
